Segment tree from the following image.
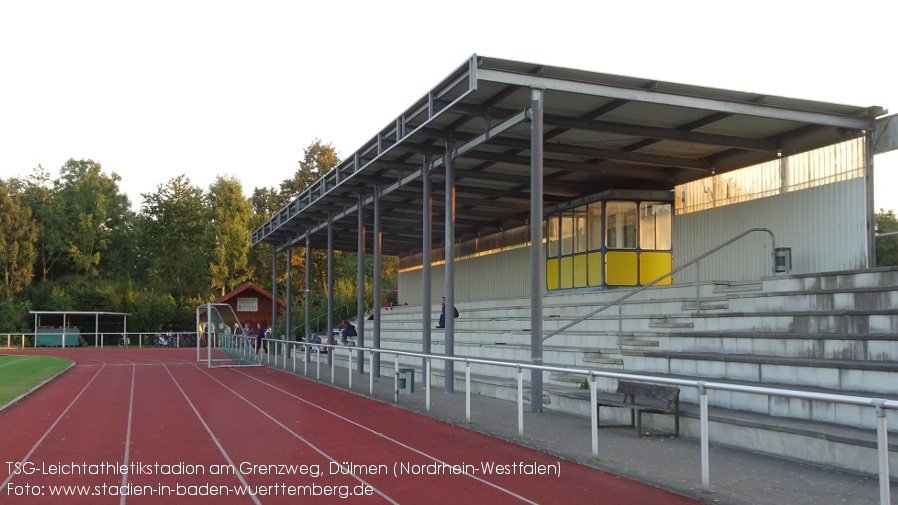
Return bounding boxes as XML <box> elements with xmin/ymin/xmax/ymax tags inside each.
<box><xmin>208</xmin><ymin>175</ymin><xmax>253</xmax><ymax>295</ymax></box>
<box><xmin>249</xmin><ymin>140</ymin><xmax>341</xmax><ymax>299</ymax></box>
<box><xmin>54</xmin><ymin>159</ymin><xmax>131</xmax><ymax>277</ymax></box>
<box><xmin>138</xmin><ymin>175</ymin><xmax>209</xmax><ymax>296</ymax></box>
<box><xmin>20</xmin><ymin>166</ymin><xmax>67</xmax><ymax>281</ymax></box>
<box><xmin>0</xmin><ymin>179</ymin><xmax>38</xmax><ymax>297</ymax></box>
<box><xmin>279</xmin><ymin>139</ymin><xmax>339</xmax><ymax>203</ymax></box>
<box><xmin>876</xmin><ymin>209</ymin><xmax>898</xmax><ymax>267</ymax></box>
<box><xmin>282</xmin><ymin>140</ymin><xmax>341</xmax><ymax>301</ymax></box>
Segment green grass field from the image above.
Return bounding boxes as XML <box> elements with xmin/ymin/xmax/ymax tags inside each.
<box><xmin>0</xmin><ymin>355</ymin><xmax>73</xmax><ymax>406</ymax></box>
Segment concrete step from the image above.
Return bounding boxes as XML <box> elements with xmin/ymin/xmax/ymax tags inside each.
<box><xmin>655</xmin><ymin>331</ymin><xmax>898</xmax><ymax>361</ymax></box>
<box><xmin>621</xmin><ymin>349</ymin><xmax>898</xmax><ymax>401</ymax></box>
<box><xmin>712</xmin><ymin>281</ymin><xmax>764</xmax><ymax>293</ymax></box>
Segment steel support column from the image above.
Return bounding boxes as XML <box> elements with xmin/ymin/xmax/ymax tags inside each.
<box><xmin>327</xmin><ymin>214</ymin><xmax>334</xmax><ymax>367</ymax></box>
<box><xmin>271</xmin><ymin>248</ymin><xmax>277</xmax><ymax>334</ymax></box>
<box><xmin>285</xmin><ymin>246</ymin><xmax>292</xmax><ymax>344</ymax></box>
<box><xmin>867</xmin><ymin>130</ymin><xmax>876</xmax><ymax>266</ymax></box>
<box><xmin>421</xmin><ymin>156</ymin><xmax>433</xmax><ymax>385</ymax></box>
<box><xmin>444</xmin><ymin>143</ymin><xmax>456</xmax><ymax>394</ymax></box>
<box><xmin>373</xmin><ymin>187</ymin><xmax>382</xmax><ymax>378</ymax></box>
<box><xmin>304</xmin><ymin>230</ymin><xmax>311</xmax><ymax>362</ymax></box>
<box><xmin>357</xmin><ymin>194</ymin><xmax>366</xmax><ymax>373</ymax></box>
<box><xmin>530</xmin><ymin>88</ymin><xmax>545</xmax><ymax>413</ymax></box>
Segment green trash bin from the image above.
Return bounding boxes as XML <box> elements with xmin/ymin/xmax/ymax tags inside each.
<box><xmin>398</xmin><ymin>368</ymin><xmax>415</xmax><ymax>394</ymax></box>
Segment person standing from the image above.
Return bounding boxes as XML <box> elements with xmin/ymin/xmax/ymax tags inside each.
<box><xmin>256</xmin><ymin>322</ymin><xmax>268</xmax><ymax>354</ymax></box>
<box><xmin>437</xmin><ymin>296</ymin><xmax>459</xmax><ymax>329</ymax></box>
<box><xmin>437</xmin><ymin>297</ymin><xmax>446</xmax><ymax>328</ymax></box>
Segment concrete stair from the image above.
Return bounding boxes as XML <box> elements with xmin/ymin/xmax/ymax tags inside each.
<box><xmin>359</xmin><ymin>266</ymin><xmax>898</xmax><ymax>478</ymax></box>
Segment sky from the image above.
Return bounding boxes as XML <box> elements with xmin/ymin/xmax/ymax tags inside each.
<box><xmin>2</xmin><ymin>0</ymin><xmax>897</xmax><ymax>213</ymax></box>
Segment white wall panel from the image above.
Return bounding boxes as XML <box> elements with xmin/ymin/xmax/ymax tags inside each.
<box><xmin>398</xmin><ymin>246</ymin><xmax>531</xmax><ymax>304</ymax></box>
<box><xmin>672</xmin><ymin>179</ymin><xmax>867</xmax><ymax>282</ymax></box>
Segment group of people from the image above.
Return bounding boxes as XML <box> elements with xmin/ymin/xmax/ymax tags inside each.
<box><xmin>230</xmin><ymin>321</ymin><xmax>269</xmax><ymax>355</ymax></box>
<box><xmin>216</xmin><ymin>299</ymin><xmax>456</xmax><ymax>359</ymax></box>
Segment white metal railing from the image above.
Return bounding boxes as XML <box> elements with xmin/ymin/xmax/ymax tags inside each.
<box><xmin>3</xmin><ymin>331</ymin><xmax>201</xmax><ymax>349</ymax></box>
<box><xmin>266</xmin><ymin>337</ymin><xmax>897</xmax><ymax>505</ymax></box>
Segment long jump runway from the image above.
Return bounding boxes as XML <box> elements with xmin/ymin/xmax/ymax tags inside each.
<box><xmin>1</xmin><ymin>349</ymin><xmax>703</xmax><ymax>504</ymax></box>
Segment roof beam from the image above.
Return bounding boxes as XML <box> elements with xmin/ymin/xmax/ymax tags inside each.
<box><xmin>477</xmin><ymin>68</ymin><xmax>876</xmax><ymax>131</ymax></box>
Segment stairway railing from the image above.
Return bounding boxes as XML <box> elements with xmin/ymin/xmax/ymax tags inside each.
<box><xmin>542</xmin><ymin>228</ymin><xmax>777</xmax><ymax>346</ymax></box>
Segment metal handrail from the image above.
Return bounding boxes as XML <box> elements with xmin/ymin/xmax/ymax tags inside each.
<box><xmin>542</xmin><ymin>227</ymin><xmax>776</xmax><ymax>342</ymax></box>
<box><xmin>265</xmin><ymin>336</ymin><xmax>895</xmax><ymax>505</ymax></box>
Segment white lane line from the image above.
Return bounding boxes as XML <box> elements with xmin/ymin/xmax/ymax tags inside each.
<box><xmin>0</xmin><ymin>355</ymin><xmax>35</xmax><ymax>368</ymax></box>
<box><xmin>119</xmin><ymin>363</ymin><xmax>137</xmax><ymax>505</ymax></box>
<box><xmin>187</xmin><ymin>365</ymin><xmax>400</xmax><ymax>505</ymax></box>
<box><xmin>161</xmin><ymin>363</ymin><xmax>262</xmax><ymax>505</ymax></box>
<box><xmin>234</xmin><ymin>368</ymin><xmax>541</xmax><ymax>505</ymax></box>
<box><xmin>1</xmin><ymin>363</ymin><xmax>106</xmax><ymax>489</ymax></box>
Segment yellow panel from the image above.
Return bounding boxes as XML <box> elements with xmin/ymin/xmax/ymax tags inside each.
<box><xmin>573</xmin><ymin>254</ymin><xmax>588</xmax><ymax>288</ymax></box>
<box><xmin>605</xmin><ymin>251</ymin><xmax>638</xmax><ymax>286</ymax></box>
<box><xmin>640</xmin><ymin>251</ymin><xmax>672</xmax><ymax>285</ymax></box>
<box><xmin>560</xmin><ymin>256</ymin><xmax>574</xmax><ymax>289</ymax></box>
<box><xmin>546</xmin><ymin>258</ymin><xmax>559</xmax><ymax>291</ymax></box>
<box><xmin>587</xmin><ymin>252</ymin><xmax>603</xmax><ymax>287</ymax></box>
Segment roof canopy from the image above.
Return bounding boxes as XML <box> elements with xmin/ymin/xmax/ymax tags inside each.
<box><xmin>252</xmin><ymin>55</ymin><xmax>885</xmax><ymax>256</ymax></box>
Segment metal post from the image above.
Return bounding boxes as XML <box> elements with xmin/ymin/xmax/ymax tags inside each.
<box><xmin>517</xmin><ymin>366</ymin><xmax>524</xmax><ymax>436</ymax></box>
<box><xmin>590</xmin><ymin>373</ymin><xmax>598</xmax><ymax>458</ymax></box>
<box><xmin>425</xmin><ymin>357</ymin><xmax>431</xmax><ymax>412</ymax></box>
<box><xmin>866</xmin><ymin>131</ymin><xmax>876</xmax><ymax>267</ymax></box>
<box><xmin>373</xmin><ymin>188</ymin><xmax>382</xmax><ymax>378</ymax></box>
<box><xmin>874</xmin><ymin>401</ymin><xmax>890</xmax><ymax>505</ymax></box>
<box><xmin>348</xmin><ymin>347</ymin><xmax>353</xmax><ymax>390</ymax></box>
<box><xmin>305</xmin><ymin>230</ymin><xmax>311</xmax><ymax>365</ymax></box>
<box><xmin>465</xmin><ymin>361</ymin><xmax>471</xmax><ymax>423</ymax></box>
<box><xmin>285</xmin><ymin>246</ymin><xmax>292</xmax><ymax>350</ymax></box>
<box><xmin>529</xmin><ymin>87</ymin><xmax>545</xmax><ymax>412</ymax></box>
<box><xmin>444</xmin><ymin>143</ymin><xmax>456</xmax><ymax>393</ymax></box>
<box><xmin>394</xmin><ymin>353</ymin><xmax>399</xmax><ymax>403</ymax></box>
<box><xmin>369</xmin><ymin>351</ymin><xmax>375</xmax><ymax>395</ymax></box>
<box><xmin>271</xmin><ymin>248</ymin><xmax>277</xmax><ymax>336</ymax></box>
<box><xmin>357</xmin><ymin>194</ymin><xmax>366</xmax><ymax>374</ymax></box>
<box><xmin>422</xmin><ymin>156</ymin><xmax>433</xmax><ymax>382</ymax></box>
<box><xmin>700</xmin><ymin>382</ymin><xmax>710</xmax><ymax>491</ymax></box>
<box><xmin>327</xmin><ymin>214</ymin><xmax>334</xmax><ymax>368</ymax></box>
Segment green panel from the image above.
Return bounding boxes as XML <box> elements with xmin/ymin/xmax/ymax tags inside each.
<box><xmin>605</xmin><ymin>251</ymin><xmax>638</xmax><ymax>286</ymax></box>
<box><xmin>546</xmin><ymin>258</ymin><xmax>560</xmax><ymax>291</ymax></box>
<box><xmin>573</xmin><ymin>254</ymin><xmax>588</xmax><ymax>288</ymax></box>
<box><xmin>640</xmin><ymin>251</ymin><xmax>672</xmax><ymax>285</ymax></box>
<box><xmin>560</xmin><ymin>256</ymin><xmax>574</xmax><ymax>289</ymax></box>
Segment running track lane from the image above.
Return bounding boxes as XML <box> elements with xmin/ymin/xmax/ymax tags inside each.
<box><xmin>0</xmin><ymin>349</ymin><xmax>704</xmax><ymax>504</ymax></box>
<box><xmin>2</xmin><ymin>360</ymin><xmax>135</xmax><ymax>504</ymax></box>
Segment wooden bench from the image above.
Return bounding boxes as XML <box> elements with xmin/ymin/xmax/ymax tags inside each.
<box><xmin>596</xmin><ymin>380</ymin><xmax>680</xmax><ymax>437</ymax></box>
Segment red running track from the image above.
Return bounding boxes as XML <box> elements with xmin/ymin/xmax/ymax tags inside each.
<box><xmin>0</xmin><ymin>349</ymin><xmax>704</xmax><ymax>504</ymax></box>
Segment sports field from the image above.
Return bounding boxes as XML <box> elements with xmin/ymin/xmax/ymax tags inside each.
<box><xmin>0</xmin><ymin>348</ymin><xmax>703</xmax><ymax>504</ymax></box>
